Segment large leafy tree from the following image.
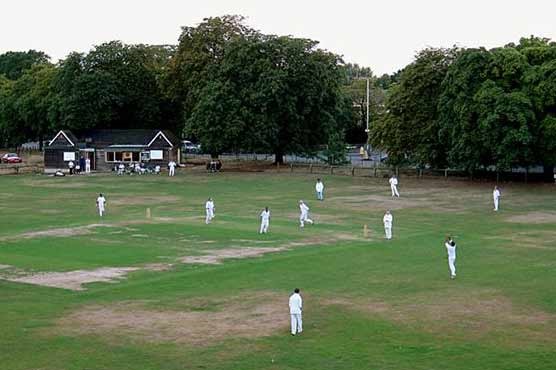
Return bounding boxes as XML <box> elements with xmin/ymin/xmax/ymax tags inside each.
<box><xmin>439</xmin><ymin>41</ymin><xmax>555</xmax><ymax>176</ymax></box>
<box><xmin>519</xmin><ymin>37</ymin><xmax>556</xmax><ymax>179</ymax></box>
<box><xmin>173</xmin><ymin>16</ymin><xmax>351</xmax><ymax>161</ymax></box>
<box><xmin>255</xmin><ymin>35</ymin><xmax>350</xmax><ymax>163</ymax></box>
<box><xmin>371</xmin><ymin>48</ymin><xmax>458</xmax><ymax>166</ymax></box>
<box><xmin>166</xmin><ymin>15</ymin><xmax>254</xmax><ymax>122</ymax></box>
<box><xmin>53</xmin><ymin>42</ymin><xmax>175</xmax><ymax>132</ymax></box>
<box><xmin>0</xmin><ymin>64</ymin><xmax>57</xmax><ymax>148</ymax></box>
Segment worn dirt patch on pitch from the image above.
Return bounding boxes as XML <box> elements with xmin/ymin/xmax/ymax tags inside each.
<box><xmin>329</xmin><ymin>194</ymin><xmax>423</xmax><ymax>210</ymax></box>
<box><xmin>110</xmin><ymin>195</ymin><xmax>180</xmax><ymax>206</ymax></box>
<box><xmin>23</xmin><ymin>180</ymin><xmax>88</xmax><ymax>189</ymax></box>
<box><xmin>143</xmin><ymin>263</ymin><xmax>174</xmax><ymax>272</ymax></box>
<box><xmin>56</xmin><ymin>292</ymin><xmax>285</xmax><ymax>346</ymax></box>
<box><xmin>180</xmin><ymin>247</ymin><xmax>285</xmax><ymax>264</ymax></box>
<box><xmin>1</xmin><ymin>223</ymin><xmax>114</xmax><ymax>240</ymax></box>
<box><xmin>5</xmin><ymin>267</ymin><xmax>139</xmax><ymax>290</ymax></box>
<box><xmin>486</xmin><ymin>231</ymin><xmax>556</xmax><ymax>250</ymax></box>
<box><xmin>328</xmin><ymin>290</ymin><xmax>556</xmax><ymax>344</ymax></box>
<box><xmin>286</xmin><ymin>212</ymin><xmax>345</xmax><ymax>224</ymax></box>
<box><xmin>506</xmin><ymin>212</ymin><xmax>556</xmax><ymax>224</ymax></box>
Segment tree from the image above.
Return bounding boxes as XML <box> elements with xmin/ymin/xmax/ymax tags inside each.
<box><xmin>255</xmin><ymin>36</ymin><xmax>350</xmax><ymax>163</ymax></box>
<box><xmin>10</xmin><ymin>64</ymin><xmax>58</xmax><ymax>148</ymax></box>
<box><xmin>0</xmin><ymin>64</ymin><xmax>58</xmax><ymax>148</ymax></box>
<box><xmin>53</xmin><ymin>42</ymin><xmax>175</xmax><ymax>132</ymax></box>
<box><xmin>0</xmin><ymin>75</ymin><xmax>16</xmax><ymax>147</ymax></box>
<box><xmin>371</xmin><ymin>48</ymin><xmax>458</xmax><ymax>167</ymax></box>
<box><xmin>439</xmin><ymin>43</ymin><xmax>551</xmax><ymax>176</ymax></box>
<box><xmin>0</xmin><ymin>50</ymin><xmax>50</xmax><ymax>80</ymax></box>
<box><xmin>173</xmin><ymin>16</ymin><xmax>351</xmax><ymax>162</ymax></box>
<box><xmin>166</xmin><ymin>15</ymin><xmax>255</xmax><ymax>127</ymax></box>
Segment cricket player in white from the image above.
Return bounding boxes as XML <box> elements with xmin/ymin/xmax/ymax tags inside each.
<box><xmin>260</xmin><ymin>207</ymin><xmax>270</xmax><ymax>234</ymax></box>
<box><xmin>205</xmin><ymin>198</ymin><xmax>215</xmax><ymax>224</ymax></box>
<box><xmin>493</xmin><ymin>186</ymin><xmax>501</xmax><ymax>211</ymax></box>
<box><xmin>289</xmin><ymin>288</ymin><xmax>303</xmax><ymax>335</ymax></box>
<box><xmin>315</xmin><ymin>178</ymin><xmax>324</xmax><ymax>201</ymax></box>
<box><xmin>445</xmin><ymin>236</ymin><xmax>457</xmax><ymax>279</ymax></box>
<box><xmin>383</xmin><ymin>210</ymin><xmax>393</xmax><ymax>240</ymax></box>
<box><xmin>85</xmin><ymin>157</ymin><xmax>91</xmax><ymax>173</ymax></box>
<box><xmin>389</xmin><ymin>175</ymin><xmax>400</xmax><ymax>197</ymax></box>
<box><xmin>168</xmin><ymin>160</ymin><xmax>176</xmax><ymax>176</ymax></box>
<box><xmin>96</xmin><ymin>193</ymin><xmax>106</xmax><ymax>217</ymax></box>
<box><xmin>299</xmin><ymin>200</ymin><xmax>313</xmax><ymax>228</ymax></box>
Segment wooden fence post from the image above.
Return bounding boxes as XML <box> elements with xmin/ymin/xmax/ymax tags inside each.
<box><xmin>444</xmin><ymin>169</ymin><xmax>448</xmax><ymax>179</ymax></box>
<box><xmin>290</xmin><ymin>163</ymin><xmax>293</xmax><ymax>173</ymax></box>
<box><xmin>351</xmin><ymin>167</ymin><xmax>355</xmax><ymax>176</ymax></box>
<box><xmin>309</xmin><ymin>164</ymin><xmax>313</xmax><ymax>173</ymax></box>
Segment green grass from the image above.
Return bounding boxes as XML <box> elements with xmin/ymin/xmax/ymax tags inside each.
<box><xmin>0</xmin><ymin>171</ymin><xmax>555</xmax><ymax>370</ymax></box>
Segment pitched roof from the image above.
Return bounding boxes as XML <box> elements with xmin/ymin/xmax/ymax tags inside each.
<box><xmin>48</xmin><ymin>130</ymin><xmax>79</xmax><ymax>147</ymax></box>
<box><xmin>77</xmin><ymin>129</ymin><xmax>175</xmax><ymax>146</ymax></box>
<box><xmin>47</xmin><ymin>129</ymin><xmax>180</xmax><ymax>149</ymax></box>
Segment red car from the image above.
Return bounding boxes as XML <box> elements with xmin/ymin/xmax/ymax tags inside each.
<box><xmin>1</xmin><ymin>153</ymin><xmax>22</xmax><ymax>164</ymax></box>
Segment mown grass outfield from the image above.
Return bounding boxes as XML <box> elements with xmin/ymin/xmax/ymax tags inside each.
<box><xmin>1</xmin><ymin>171</ymin><xmax>555</xmax><ymax>370</ymax></box>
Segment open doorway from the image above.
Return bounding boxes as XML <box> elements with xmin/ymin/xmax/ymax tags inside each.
<box><xmin>80</xmin><ymin>150</ymin><xmax>95</xmax><ymax>171</ymax></box>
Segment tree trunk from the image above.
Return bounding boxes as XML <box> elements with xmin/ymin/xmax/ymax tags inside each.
<box><xmin>274</xmin><ymin>151</ymin><xmax>284</xmax><ymax>165</ymax></box>
<box><xmin>543</xmin><ymin>164</ymin><xmax>554</xmax><ymax>183</ymax></box>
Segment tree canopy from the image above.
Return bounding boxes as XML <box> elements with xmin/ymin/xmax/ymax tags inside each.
<box><xmin>169</xmin><ymin>16</ymin><xmax>353</xmax><ymax>162</ymax></box>
<box><xmin>371</xmin><ymin>37</ymin><xmax>556</xmax><ymax>180</ymax></box>
<box><xmin>1</xmin><ymin>19</ymin><xmax>555</xmax><ymax>179</ymax></box>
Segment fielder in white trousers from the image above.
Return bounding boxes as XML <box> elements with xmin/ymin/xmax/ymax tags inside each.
<box><xmin>389</xmin><ymin>176</ymin><xmax>400</xmax><ymax>197</ymax></box>
<box><xmin>383</xmin><ymin>210</ymin><xmax>393</xmax><ymax>240</ymax></box>
<box><xmin>289</xmin><ymin>289</ymin><xmax>303</xmax><ymax>335</ymax></box>
<box><xmin>205</xmin><ymin>198</ymin><xmax>215</xmax><ymax>224</ymax></box>
<box><xmin>168</xmin><ymin>161</ymin><xmax>176</xmax><ymax>176</ymax></box>
<box><xmin>299</xmin><ymin>201</ymin><xmax>313</xmax><ymax>228</ymax></box>
<box><xmin>96</xmin><ymin>194</ymin><xmax>106</xmax><ymax>217</ymax></box>
<box><xmin>260</xmin><ymin>207</ymin><xmax>270</xmax><ymax>234</ymax></box>
<box><xmin>493</xmin><ymin>186</ymin><xmax>501</xmax><ymax>211</ymax></box>
<box><xmin>445</xmin><ymin>237</ymin><xmax>457</xmax><ymax>279</ymax></box>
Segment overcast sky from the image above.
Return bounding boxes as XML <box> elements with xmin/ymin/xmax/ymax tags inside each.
<box><xmin>1</xmin><ymin>0</ymin><xmax>554</xmax><ymax>75</ymax></box>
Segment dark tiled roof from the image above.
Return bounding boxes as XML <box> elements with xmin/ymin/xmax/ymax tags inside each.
<box><xmin>77</xmin><ymin>129</ymin><xmax>173</xmax><ymax>146</ymax></box>
<box><xmin>64</xmin><ymin>131</ymin><xmax>79</xmax><ymax>145</ymax></box>
<box><xmin>47</xmin><ymin>129</ymin><xmax>180</xmax><ymax>148</ymax></box>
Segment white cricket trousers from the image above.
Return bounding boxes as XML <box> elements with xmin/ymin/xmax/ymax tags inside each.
<box><xmin>391</xmin><ymin>184</ymin><xmax>400</xmax><ymax>197</ymax></box>
<box><xmin>85</xmin><ymin>164</ymin><xmax>91</xmax><ymax>173</ymax></box>
<box><xmin>206</xmin><ymin>209</ymin><xmax>214</xmax><ymax>224</ymax></box>
<box><xmin>291</xmin><ymin>313</ymin><xmax>302</xmax><ymax>335</ymax></box>
<box><xmin>299</xmin><ymin>212</ymin><xmax>313</xmax><ymax>227</ymax></box>
<box><xmin>169</xmin><ymin>167</ymin><xmax>175</xmax><ymax>176</ymax></box>
<box><xmin>385</xmin><ymin>225</ymin><xmax>392</xmax><ymax>239</ymax></box>
<box><xmin>98</xmin><ymin>206</ymin><xmax>105</xmax><ymax>217</ymax></box>
<box><xmin>494</xmin><ymin>198</ymin><xmax>499</xmax><ymax>211</ymax></box>
<box><xmin>448</xmin><ymin>256</ymin><xmax>456</xmax><ymax>277</ymax></box>
<box><xmin>260</xmin><ymin>220</ymin><xmax>269</xmax><ymax>233</ymax></box>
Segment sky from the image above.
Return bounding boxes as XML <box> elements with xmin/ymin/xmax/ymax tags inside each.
<box><xmin>1</xmin><ymin>0</ymin><xmax>555</xmax><ymax>75</ymax></box>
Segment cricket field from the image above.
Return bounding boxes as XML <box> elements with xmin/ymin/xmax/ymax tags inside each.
<box><xmin>1</xmin><ymin>172</ymin><xmax>555</xmax><ymax>370</ymax></box>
